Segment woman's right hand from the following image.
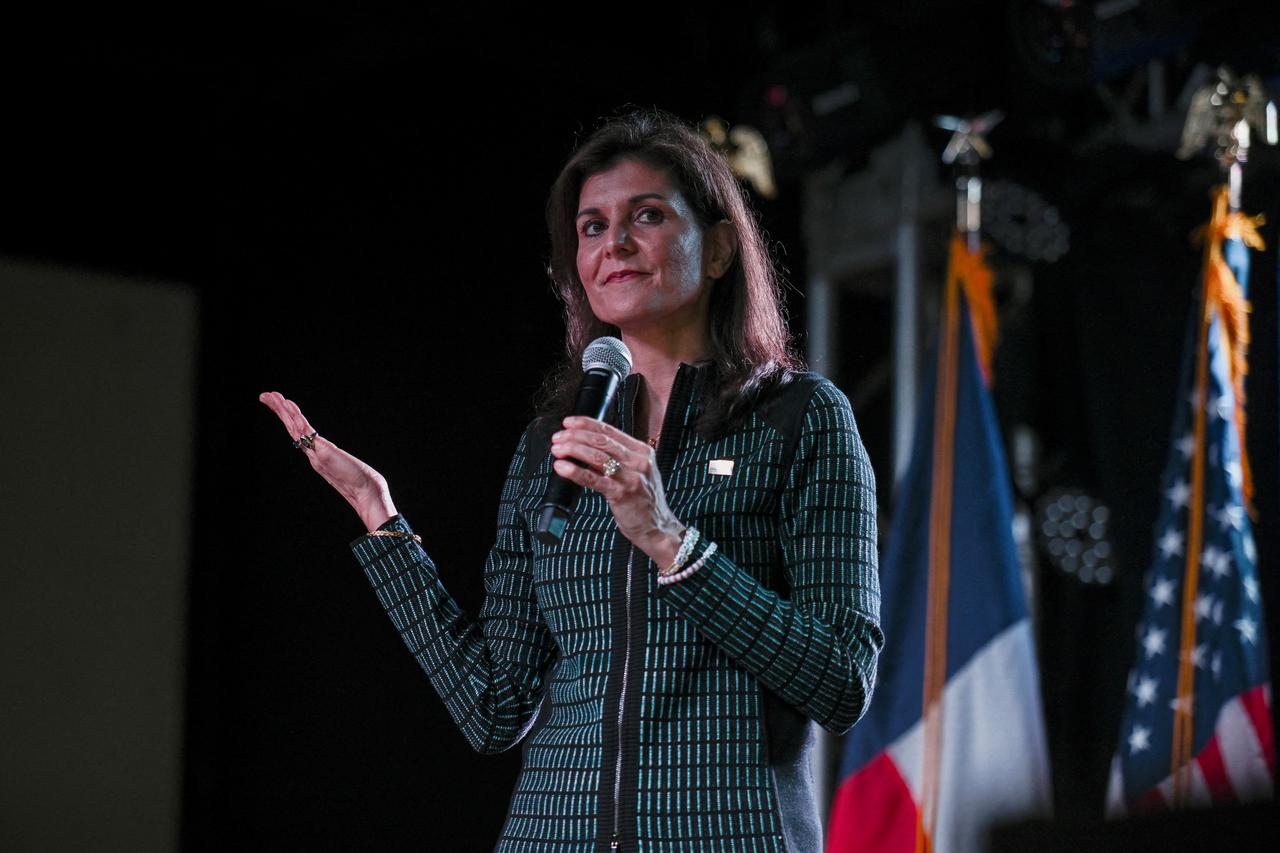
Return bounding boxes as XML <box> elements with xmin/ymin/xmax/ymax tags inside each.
<box><xmin>258</xmin><ymin>391</ymin><xmax>398</xmax><ymax>532</ymax></box>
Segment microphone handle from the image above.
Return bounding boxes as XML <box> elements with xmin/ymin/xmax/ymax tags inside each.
<box><xmin>534</xmin><ymin>369</ymin><xmax>621</xmax><ymax>544</ymax></box>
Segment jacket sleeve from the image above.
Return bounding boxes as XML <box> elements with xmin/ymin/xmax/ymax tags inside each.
<box><xmin>350</xmin><ymin>428</ymin><xmax>557</xmax><ymax>754</ymax></box>
<box><xmin>655</xmin><ymin>380</ymin><xmax>883</xmax><ymax>735</ymax></box>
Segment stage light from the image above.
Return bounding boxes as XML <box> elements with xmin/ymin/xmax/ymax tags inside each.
<box><xmin>983</xmin><ymin>178</ymin><xmax>1071</xmax><ymax>263</ymax></box>
<box><xmin>1037</xmin><ymin>487</ymin><xmax>1115</xmax><ymax>584</ymax></box>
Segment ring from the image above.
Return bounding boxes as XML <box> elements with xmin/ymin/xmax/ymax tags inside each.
<box><xmin>293</xmin><ymin>431</ymin><xmax>317</xmax><ymax>450</ymax></box>
<box><xmin>602</xmin><ymin>457</ymin><xmax>621</xmax><ymax>478</ymax></box>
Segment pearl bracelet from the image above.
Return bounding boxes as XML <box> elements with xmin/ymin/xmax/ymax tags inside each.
<box><xmin>661</xmin><ymin>526</ymin><xmax>701</xmax><ymax>577</ymax></box>
<box><xmin>657</xmin><ymin>542</ymin><xmax>717</xmax><ymax>586</ymax></box>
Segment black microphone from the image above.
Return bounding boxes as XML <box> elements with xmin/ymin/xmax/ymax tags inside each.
<box><xmin>534</xmin><ymin>336</ymin><xmax>633</xmax><ymax>545</ymax></box>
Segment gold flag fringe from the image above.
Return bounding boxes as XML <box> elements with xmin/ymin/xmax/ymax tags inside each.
<box><xmin>948</xmin><ymin>233</ymin><xmax>998</xmax><ymax>386</ymax></box>
<box><xmin>1192</xmin><ymin>185</ymin><xmax>1264</xmax><ymax>510</ymax></box>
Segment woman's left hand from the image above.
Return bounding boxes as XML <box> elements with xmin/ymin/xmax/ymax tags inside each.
<box><xmin>551</xmin><ymin>416</ymin><xmax>685</xmax><ymax>567</ymax></box>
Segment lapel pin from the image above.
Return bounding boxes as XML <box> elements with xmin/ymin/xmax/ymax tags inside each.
<box><xmin>708</xmin><ymin>459</ymin><xmax>735</xmax><ymax>477</ymax></box>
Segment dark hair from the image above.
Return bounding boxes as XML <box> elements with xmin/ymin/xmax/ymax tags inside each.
<box><xmin>538</xmin><ymin>108</ymin><xmax>800</xmax><ymax>435</ymax></box>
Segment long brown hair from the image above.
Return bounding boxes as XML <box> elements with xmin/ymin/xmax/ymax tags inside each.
<box><xmin>538</xmin><ymin>109</ymin><xmax>800</xmax><ymax>436</ymax></box>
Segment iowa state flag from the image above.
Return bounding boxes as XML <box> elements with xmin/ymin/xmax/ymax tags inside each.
<box><xmin>828</xmin><ymin>235</ymin><xmax>1052</xmax><ymax>852</ymax></box>
<box><xmin>1105</xmin><ymin>187</ymin><xmax>1273</xmax><ymax>813</ymax></box>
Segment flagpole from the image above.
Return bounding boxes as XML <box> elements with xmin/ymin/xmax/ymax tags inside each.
<box><xmin>918</xmin><ymin>110</ymin><xmax>1003</xmax><ymax>850</ymax></box>
<box><xmin>936</xmin><ymin>112</ymin><xmax>1002</xmax><ymax>250</ymax></box>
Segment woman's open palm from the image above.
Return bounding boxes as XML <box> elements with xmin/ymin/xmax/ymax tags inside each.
<box><xmin>258</xmin><ymin>391</ymin><xmax>396</xmax><ymax>531</ymax></box>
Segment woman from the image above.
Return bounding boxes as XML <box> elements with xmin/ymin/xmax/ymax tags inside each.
<box><xmin>260</xmin><ymin>110</ymin><xmax>882</xmax><ymax>852</ymax></box>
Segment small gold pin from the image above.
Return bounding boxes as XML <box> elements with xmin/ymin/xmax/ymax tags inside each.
<box><xmin>708</xmin><ymin>459</ymin><xmax>735</xmax><ymax>476</ymax></box>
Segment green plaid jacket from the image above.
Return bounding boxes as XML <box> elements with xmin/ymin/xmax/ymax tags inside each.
<box><xmin>351</xmin><ymin>365</ymin><xmax>882</xmax><ymax>852</ymax></box>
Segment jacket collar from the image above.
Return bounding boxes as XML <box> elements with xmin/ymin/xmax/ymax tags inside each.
<box><xmin>616</xmin><ymin>360</ymin><xmax>714</xmax><ymax>439</ymax></box>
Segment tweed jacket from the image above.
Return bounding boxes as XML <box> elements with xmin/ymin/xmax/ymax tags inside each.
<box><xmin>351</xmin><ymin>364</ymin><xmax>882</xmax><ymax>852</ymax></box>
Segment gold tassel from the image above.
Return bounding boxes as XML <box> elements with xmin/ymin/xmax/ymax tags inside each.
<box><xmin>1193</xmin><ymin>186</ymin><xmax>1265</xmax><ymax>509</ymax></box>
<box><xmin>948</xmin><ymin>232</ymin><xmax>998</xmax><ymax>386</ymax></box>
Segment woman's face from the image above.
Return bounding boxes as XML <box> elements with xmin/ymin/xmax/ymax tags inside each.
<box><xmin>575</xmin><ymin>158</ymin><xmax>729</xmax><ymax>339</ymax></box>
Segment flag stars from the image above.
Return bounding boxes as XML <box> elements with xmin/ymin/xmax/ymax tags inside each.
<box><xmin>1133</xmin><ymin>675</ymin><xmax>1159</xmax><ymax>708</ymax></box>
<box><xmin>1202</xmin><ymin>546</ymin><xmax>1232</xmax><ymax>581</ymax></box>
<box><xmin>1149</xmin><ymin>577</ymin><xmax>1177</xmax><ymax>609</ymax></box>
<box><xmin>1166</xmin><ymin>479</ymin><xmax>1191</xmax><ymax>510</ymax></box>
<box><xmin>1158</xmin><ymin>528</ymin><xmax>1185</xmax><ymax>560</ymax></box>
<box><xmin>1194</xmin><ymin>593</ymin><xmax>1216</xmax><ymax>623</ymax></box>
<box><xmin>1234</xmin><ymin>616</ymin><xmax>1258</xmax><ymax>644</ymax></box>
<box><xmin>1243</xmin><ymin>577</ymin><xmax>1259</xmax><ymax>604</ymax></box>
<box><xmin>1115</xmin><ymin>320</ymin><xmax>1264</xmax><ymax>801</ymax></box>
<box><xmin>1128</xmin><ymin>724</ymin><xmax>1152</xmax><ymax>755</ymax></box>
<box><xmin>1206</xmin><ymin>391</ymin><xmax>1231</xmax><ymax>421</ymax></box>
<box><xmin>1142</xmin><ymin>626</ymin><xmax>1168</xmax><ymax>659</ymax></box>
<box><xmin>1214</xmin><ymin>503</ymin><xmax>1244</xmax><ymax>532</ymax></box>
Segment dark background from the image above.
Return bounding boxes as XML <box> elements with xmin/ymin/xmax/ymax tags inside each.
<box><xmin>2</xmin><ymin>3</ymin><xmax>1277</xmax><ymax>850</ymax></box>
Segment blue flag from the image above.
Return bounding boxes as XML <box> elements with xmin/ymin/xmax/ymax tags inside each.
<box><xmin>828</xmin><ymin>236</ymin><xmax>1051</xmax><ymax>853</ymax></box>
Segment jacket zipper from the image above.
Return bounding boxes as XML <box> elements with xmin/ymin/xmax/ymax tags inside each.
<box><xmin>611</xmin><ymin>546</ymin><xmax>636</xmax><ymax>851</ymax></box>
<box><xmin>605</xmin><ymin>366</ymin><xmax>697</xmax><ymax>852</ymax></box>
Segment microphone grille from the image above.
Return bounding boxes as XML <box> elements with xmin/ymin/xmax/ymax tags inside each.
<box><xmin>581</xmin><ymin>336</ymin><xmax>633</xmax><ymax>380</ymax></box>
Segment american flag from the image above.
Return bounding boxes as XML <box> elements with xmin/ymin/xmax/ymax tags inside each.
<box><xmin>1106</xmin><ymin>191</ymin><xmax>1273</xmax><ymax>813</ymax></box>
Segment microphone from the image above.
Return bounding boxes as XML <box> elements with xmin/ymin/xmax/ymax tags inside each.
<box><xmin>534</xmin><ymin>336</ymin><xmax>633</xmax><ymax>545</ymax></box>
